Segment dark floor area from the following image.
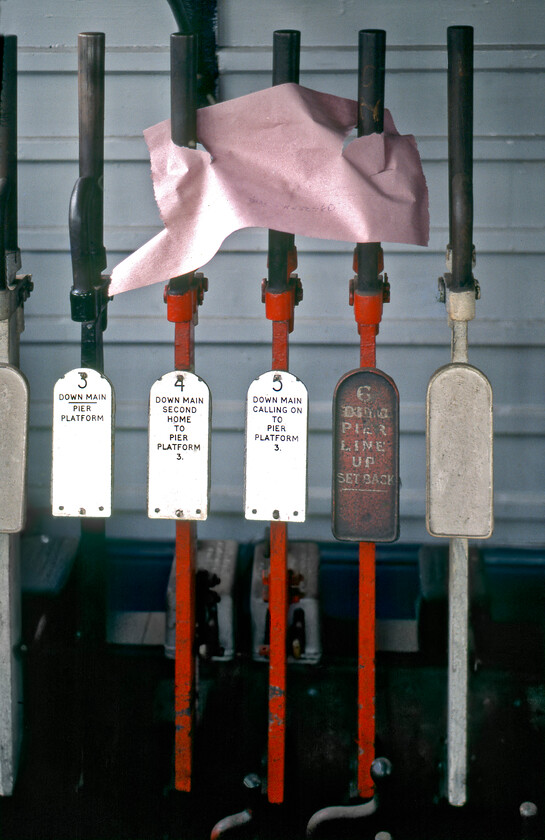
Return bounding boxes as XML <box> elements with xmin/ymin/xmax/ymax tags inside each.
<box><xmin>1</xmin><ymin>541</ymin><xmax>545</xmax><ymax>839</ymax></box>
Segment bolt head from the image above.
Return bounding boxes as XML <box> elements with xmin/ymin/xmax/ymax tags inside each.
<box><xmin>243</xmin><ymin>773</ymin><xmax>262</xmax><ymax>791</ymax></box>
<box><xmin>371</xmin><ymin>757</ymin><xmax>393</xmax><ymax>780</ymax></box>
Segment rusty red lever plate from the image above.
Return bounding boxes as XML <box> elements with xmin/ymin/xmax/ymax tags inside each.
<box><xmin>332</xmin><ymin>368</ymin><xmax>399</xmax><ymax>542</ymax></box>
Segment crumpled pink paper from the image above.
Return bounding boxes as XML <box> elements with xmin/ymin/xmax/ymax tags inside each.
<box><xmin>110</xmin><ymin>83</ymin><xmax>428</xmax><ymax>294</ymax></box>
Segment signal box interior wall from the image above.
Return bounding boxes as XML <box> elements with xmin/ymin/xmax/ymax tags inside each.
<box><xmin>2</xmin><ymin>0</ymin><xmax>543</xmax><ymax>547</ymax></box>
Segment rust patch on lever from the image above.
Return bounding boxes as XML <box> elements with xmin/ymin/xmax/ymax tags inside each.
<box><xmin>332</xmin><ymin>368</ymin><xmax>399</xmax><ymax>542</ymax></box>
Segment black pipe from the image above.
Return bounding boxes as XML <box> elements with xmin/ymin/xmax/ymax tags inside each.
<box><xmin>171</xmin><ymin>32</ymin><xmax>198</xmax><ymax>149</ymax></box>
<box><xmin>168</xmin><ymin>32</ymin><xmax>198</xmax><ymax>295</ymax></box>
<box><xmin>447</xmin><ymin>25</ymin><xmax>474</xmax><ymax>292</ymax></box>
<box><xmin>355</xmin><ymin>29</ymin><xmax>386</xmax><ymax>295</ymax></box>
<box><xmin>78</xmin><ymin>32</ymin><xmax>106</xmax><ymax>281</ymax></box>
<box><xmin>267</xmin><ymin>30</ymin><xmax>300</xmax><ymax>293</ymax></box>
<box><xmin>0</xmin><ymin>35</ymin><xmax>17</xmax><ymax>288</ymax></box>
<box><xmin>272</xmin><ymin>28</ymin><xmax>300</xmax><ymax>87</ymax></box>
<box><xmin>70</xmin><ymin>33</ymin><xmax>106</xmax><ymax>298</ymax></box>
<box><xmin>69</xmin><ymin>33</ymin><xmax>108</xmax><ymax>372</ymax></box>
<box><xmin>78</xmin><ymin>34</ymin><xmax>104</xmax><ymax>215</ymax></box>
<box><xmin>357</xmin><ymin>29</ymin><xmax>385</xmax><ymax>137</ymax></box>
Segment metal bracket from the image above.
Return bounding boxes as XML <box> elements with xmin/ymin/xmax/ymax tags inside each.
<box><xmin>446</xmin><ymin>285</ymin><xmax>476</xmax><ymax>321</ymax></box>
<box><xmin>438</xmin><ymin>273</ymin><xmax>480</xmax><ymax>312</ymax></box>
<box><xmin>0</xmin><ymin>275</ymin><xmax>33</xmax><ymax>323</ymax></box>
<box><xmin>349</xmin><ymin>272</ymin><xmax>389</xmax><ymax>307</ymax></box>
<box><xmin>164</xmin><ymin>271</ymin><xmax>208</xmax><ymax>325</ymax></box>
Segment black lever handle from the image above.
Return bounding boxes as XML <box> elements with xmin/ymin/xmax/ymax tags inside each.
<box><xmin>268</xmin><ymin>29</ymin><xmax>301</xmax><ymax>293</ymax></box>
<box><xmin>168</xmin><ymin>32</ymin><xmax>198</xmax><ymax>295</ymax></box>
<box><xmin>272</xmin><ymin>28</ymin><xmax>300</xmax><ymax>87</ymax></box>
<box><xmin>355</xmin><ymin>29</ymin><xmax>386</xmax><ymax>295</ymax></box>
<box><xmin>447</xmin><ymin>25</ymin><xmax>474</xmax><ymax>292</ymax></box>
<box><xmin>69</xmin><ymin>32</ymin><xmax>108</xmax><ymax>366</ymax></box>
<box><xmin>357</xmin><ymin>29</ymin><xmax>385</xmax><ymax>137</ymax></box>
<box><xmin>0</xmin><ymin>35</ymin><xmax>18</xmax><ymax>289</ymax></box>
<box><xmin>171</xmin><ymin>31</ymin><xmax>198</xmax><ymax>149</ymax></box>
<box><xmin>78</xmin><ymin>35</ymin><xmax>104</xmax><ymax>185</ymax></box>
<box><xmin>77</xmin><ymin>33</ymin><xmax>106</xmax><ymax>282</ymax></box>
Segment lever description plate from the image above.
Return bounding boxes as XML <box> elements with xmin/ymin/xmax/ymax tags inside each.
<box><xmin>148</xmin><ymin>370</ymin><xmax>211</xmax><ymax>520</ymax></box>
<box><xmin>333</xmin><ymin>368</ymin><xmax>399</xmax><ymax>542</ymax></box>
<box><xmin>244</xmin><ymin>370</ymin><xmax>308</xmax><ymax>522</ymax></box>
<box><xmin>52</xmin><ymin>368</ymin><xmax>114</xmax><ymax>517</ymax></box>
<box><xmin>427</xmin><ymin>363</ymin><xmax>493</xmax><ymax>538</ymax></box>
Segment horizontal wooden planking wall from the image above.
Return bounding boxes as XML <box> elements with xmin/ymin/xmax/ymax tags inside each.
<box><xmin>2</xmin><ymin>0</ymin><xmax>544</xmax><ymax>546</ymax></box>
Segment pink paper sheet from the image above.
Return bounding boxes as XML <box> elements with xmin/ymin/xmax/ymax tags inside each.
<box><xmin>110</xmin><ymin>83</ymin><xmax>428</xmax><ymax>295</ymax></box>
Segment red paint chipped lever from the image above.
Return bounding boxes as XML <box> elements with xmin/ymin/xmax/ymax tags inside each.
<box><xmin>167</xmin><ymin>32</ymin><xmax>208</xmax><ymax>793</ymax></box>
<box><xmin>331</xmin><ymin>29</ymin><xmax>399</xmax><ymax>810</ymax></box>
<box><xmin>264</xmin><ymin>29</ymin><xmax>301</xmax><ymax>806</ymax></box>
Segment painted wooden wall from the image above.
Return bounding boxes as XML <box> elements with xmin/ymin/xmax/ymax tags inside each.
<box><xmin>2</xmin><ymin>0</ymin><xmax>544</xmax><ymax>547</ymax></box>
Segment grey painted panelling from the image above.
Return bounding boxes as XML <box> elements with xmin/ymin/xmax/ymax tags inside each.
<box><xmin>17</xmin><ymin>156</ymin><xmax>545</xmax><ymax>235</ymax></box>
<box><xmin>4</xmin><ymin>1</ymin><xmax>545</xmax><ymax>547</ymax></box>
<box><xmin>8</xmin><ymin>0</ymin><xmax>543</xmax><ymax>50</ymax></box>
<box><xmin>0</xmin><ymin>0</ymin><xmax>178</xmax><ymax>47</ymax></box>
<box><xmin>21</xmin><ymin>246</ymin><xmax>545</xmax><ymax>351</ymax></box>
<box><xmin>217</xmin><ymin>0</ymin><xmax>545</xmax><ymax>47</ymax></box>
